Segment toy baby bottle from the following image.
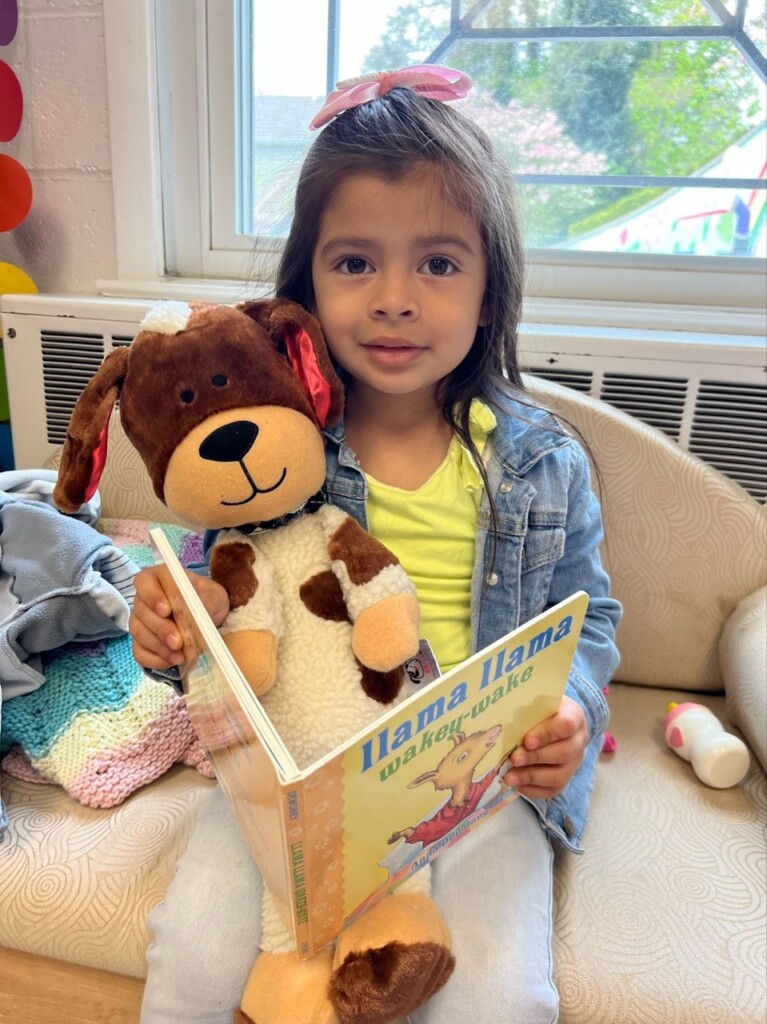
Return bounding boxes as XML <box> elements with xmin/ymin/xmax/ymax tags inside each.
<box><xmin>663</xmin><ymin>702</ymin><xmax>750</xmax><ymax>789</ymax></box>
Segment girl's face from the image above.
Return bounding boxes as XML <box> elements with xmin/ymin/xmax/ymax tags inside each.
<box><xmin>311</xmin><ymin>168</ymin><xmax>487</xmax><ymax>407</ymax></box>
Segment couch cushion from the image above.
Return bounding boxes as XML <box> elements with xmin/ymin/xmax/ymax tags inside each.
<box><xmin>45</xmin><ymin>409</ymin><xmax>188</xmax><ymax>525</ymax></box>
<box><xmin>721</xmin><ymin>586</ymin><xmax>767</xmax><ymax>772</ymax></box>
<box><xmin>554</xmin><ymin>682</ymin><xmax>766</xmax><ymax>1024</ymax></box>
<box><xmin>0</xmin><ymin>766</ymin><xmax>215</xmax><ymax>978</ymax></box>
<box><xmin>527</xmin><ymin>376</ymin><xmax>767</xmax><ymax>691</ymax></box>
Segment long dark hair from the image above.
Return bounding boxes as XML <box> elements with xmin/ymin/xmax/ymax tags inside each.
<box><xmin>275</xmin><ymin>87</ymin><xmax>528</xmax><ymax>470</ymax></box>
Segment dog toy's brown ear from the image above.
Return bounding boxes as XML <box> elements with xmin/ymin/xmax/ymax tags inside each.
<box><xmin>236</xmin><ymin>299</ymin><xmax>345</xmax><ymax>428</ymax></box>
<box><xmin>53</xmin><ymin>346</ymin><xmax>130</xmax><ymax>513</ymax></box>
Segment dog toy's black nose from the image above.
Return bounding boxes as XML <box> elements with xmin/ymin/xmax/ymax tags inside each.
<box><xmin>199</xmin><ymin>421</ymin><xmax>258</xmax><ymax>463</ymax></box>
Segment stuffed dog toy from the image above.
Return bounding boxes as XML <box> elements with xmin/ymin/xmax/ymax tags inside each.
<box><xmin>53</xmin><ymin>299</ymin><xmax>455</xmax><ymax>1024</ymax></box>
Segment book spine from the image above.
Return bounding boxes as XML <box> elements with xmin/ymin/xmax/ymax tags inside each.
<box><xmin>282</xmin><ymin>781</ymin><xmax>313</xmax><ymax>957</ymax></box>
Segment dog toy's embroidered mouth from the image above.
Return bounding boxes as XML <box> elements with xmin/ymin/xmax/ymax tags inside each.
<box><xmin>221</xmin><ymin>462</ymin><xmax>287</xmax><ymax>506</ymax></box>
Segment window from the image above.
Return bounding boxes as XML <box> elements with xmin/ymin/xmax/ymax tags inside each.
<box><xmin>104</xmin><ymin>0</ymin><xmax>766</xmax><ymax>309</ymax></box>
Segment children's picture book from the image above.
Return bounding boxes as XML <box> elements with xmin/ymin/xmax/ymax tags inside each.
<box><xmin>150</xmin><ymin>527</ymin><xmax>588</xmax><ymax>958</ymax></box>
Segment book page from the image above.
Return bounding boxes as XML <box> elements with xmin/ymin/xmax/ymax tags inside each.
<box><xmin>149</xmin><ymin>527</ymin><xmax>299</xmax><ymax>919</ymax></box>
<box><xmin>305</xmin><ymin>592</ymin><xmax>589</xmax><ymax>933</ymax></box>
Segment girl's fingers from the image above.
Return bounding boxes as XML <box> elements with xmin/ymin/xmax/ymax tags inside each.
<box><xmin>511</xmin><ymin>737</ymin><xmax>580</xmax><ymax>770</ymax></box>
<box><xmin>504</xmin><ymin>764</ymin><xmax>573</xmax><ymax>796</ymax></box>
<box><xmin>505</xmin><ymin>737</ymin><xmax>586</xmax><ymax>795</ymax></box>
<box><xmin>129</xmin><ymin>607</ymin><xmax>184</xmax><ymax>665</ymax></box>
<box><xmin>130</xmin><ymin>601</ymin><xmax>183</xmax><ymax>650</ymax></box>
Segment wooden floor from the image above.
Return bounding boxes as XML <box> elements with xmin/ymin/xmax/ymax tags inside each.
<box><xmin>0</xmin><ymin>948</ymin><xmax>144</xmax><ymax>1024</ymax></box>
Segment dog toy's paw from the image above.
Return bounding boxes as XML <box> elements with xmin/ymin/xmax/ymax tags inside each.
<box><xmin>352</xmin><ymin>594</ymin><xmax>420</xmax><ymax>671</ymax></box>
<box><xmin>329</xmin><ymin>893</ymin><xmax>454</xmax><ymax>1023</ymax></box>
<box><xmin>329</xmin><ymin>940</ymin><xmax>454</xmax><ymax>1024</ymax></box>
<box><xmin>238</xmin><ymin>949</ymin><xmax>339</xmax><ymax>1024</ymax></box>
<box><xmin>224</xmin><ymin>629</ymin><xmax>277</xmax><ymax>694</ymax></box>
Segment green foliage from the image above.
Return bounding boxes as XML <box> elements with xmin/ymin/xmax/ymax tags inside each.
<box><xmin>544</xmin><ymin>0</ymin><xmax>650</xmax><ymax>171</ymax></box>
<box><xmin>566</xmin><ymin>186</ymin><xmax>664</xmax><ymax>237</ymax></box>
<box><xmin>627</xmin><ymin>41</ymin><xmax>761</xmax><ymax>177</ymax></box>
<box><xmin>361</xmin><ymin>0</ymin><xmax>764</xmax><ymax>244</ymax></box>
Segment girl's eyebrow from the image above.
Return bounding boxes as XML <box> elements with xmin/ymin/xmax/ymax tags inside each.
<box><xmin>318</xmin><ymin>237</ymin><xmax>371</xmax><ymax>258</ymax></box>
<box><xmin>318</xmin><ymin>234</ymin><xmax>478</xmax><ymax>258</ymax></box>
<box><xmin>415</xmin><ymin>234</ymin><xmax>477</xmax><ymax>255</ymax></box>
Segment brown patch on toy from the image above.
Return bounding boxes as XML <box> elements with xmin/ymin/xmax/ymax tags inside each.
<box><xmin>328</xmin><ymin>518</ymin><xmax>399</xmax><ymax>586</ymax></box>
<box><xmin>233</xmin><ymin>1011</ymin><xmax>256</xmax><ymax>1024</ymax></box>
<box><xmin>299</xmin><ymin>571</ymin><xmax>351</xmax><ymax>622</ymax></box>
<box><xmin>329</xmin><ymin>941</ymin><xmax>455</xmax><ymax>1024</ymax></box>
<box><xmin>210</xmin><ymin>542</ymin><xmax>257</xmax><ymax>608</ymax></box>
<box><xmin>358</xmin><ymin>664</ymin><xmax>404</xmax><ymax>705</ymax></box>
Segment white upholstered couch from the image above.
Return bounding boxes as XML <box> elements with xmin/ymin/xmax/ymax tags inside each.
<box><xmin>1</xmin><ymin>375</ymin><xmax>765</xmax><ymax>1023</ymax></box>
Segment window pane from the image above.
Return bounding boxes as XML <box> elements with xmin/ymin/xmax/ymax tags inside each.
<box><xmin>343</xmin><ymin>0</ymin><xmax>452</xmax><ymax>76</ymax></box>
<box><xmin>747</xmin><ymin>0</ymin><xmax>766</xmax><ymax>60</ymax></box>
<box><xmin>243</xmin><ymin>0</ymin><xmax>766</xmax><ymax>259</ymax></box>
<box><xmin>467</xmin><ymin>0</ymin><xmax>721</xmax><ymax>28</ymax></box>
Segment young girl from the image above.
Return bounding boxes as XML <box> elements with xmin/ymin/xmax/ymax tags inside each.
<box><xmin>131</xmin><ymin>66</ymin><xmax>621</xmax><ymax>1024</ymax></box>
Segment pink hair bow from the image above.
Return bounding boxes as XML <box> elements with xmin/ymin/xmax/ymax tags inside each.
<box><xmin>309</xmin><ymin>64</ymin><xmax>472</xmax><ymax>131</ymax></box>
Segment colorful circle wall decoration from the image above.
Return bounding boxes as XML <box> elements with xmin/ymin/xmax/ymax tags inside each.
<box><xmin>0</xmin><ymin>0</ymin><xmax>18</xmax><ymax>48</ymax></box>
<box><xmin>0</xmin><ymin>59</ymin><xmax>22</xmax><ymax>140</ymax></box>
<box><xmin>0</xmin><ymin>154</ymin><xmax>32</xmax><ymax>231</ymax></box>
<box><xmin>0</xmin><ymin>0</ymin><xmax>34</xmax><ymax>263</ymax></box>
<box><xmin>1</xmin><ymin>0</ymin><xmax>32</xmax><ymax>472</ymax></box>
<box><xmin>0</xmin><ymin>261</ymin><xmax>36</xmax><ymax>295</ymax></box>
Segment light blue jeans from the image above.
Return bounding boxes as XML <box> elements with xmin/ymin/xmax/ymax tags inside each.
<box><xmin>141</xmin><ymin>785</ymin><xmax>558</xmax><ymax>1024</ymax></box>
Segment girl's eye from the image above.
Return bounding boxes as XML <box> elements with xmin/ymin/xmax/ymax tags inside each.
<box><xmin>422</xmin><ymin>256</ymin><xmax>456</xmax><ymax>276</ymax></box>
<box><xmin>338</xmin><ymin>257</ymin><xmax>370</xmax><ymax>275</ymax></box>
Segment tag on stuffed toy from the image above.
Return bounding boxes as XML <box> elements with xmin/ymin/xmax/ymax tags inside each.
<box><xmin>403</xmin><ymin>638</ymin><xmax>441</xmax><ymax>693</ymax></box>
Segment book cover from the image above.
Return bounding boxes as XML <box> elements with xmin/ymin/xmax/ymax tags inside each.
<box><xmin>150</xmin><ymin>527</ymin><xmax>588</xmax><ymax>957</ymax></box>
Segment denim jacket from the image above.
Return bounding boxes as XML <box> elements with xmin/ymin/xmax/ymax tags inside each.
<box><xmin>323</xmin><ymin>394</ymin><xmax>622</xmax><ymax>853</ymax></box>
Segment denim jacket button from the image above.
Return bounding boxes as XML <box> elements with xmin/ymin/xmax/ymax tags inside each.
<box><xmin>486</xmin><ymin>572</ymin><xmax>499</xmax><ymax>586</ymax></box>
<box><xmin>500</xmin><ymin>482</ymin><xmax>512</xmax><ymax>493</ymax></box>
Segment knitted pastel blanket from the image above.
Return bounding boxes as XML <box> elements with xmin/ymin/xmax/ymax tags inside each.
<box><xmin>0</xmin><ymin>520</ymin><xmax>214</xmax><ymax>808</ymax></box>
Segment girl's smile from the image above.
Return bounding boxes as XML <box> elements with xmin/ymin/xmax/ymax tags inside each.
<box><xmin>311</xmin><ymin>168</ymin><xmax>487</xmax><ymax>407</ymax></box>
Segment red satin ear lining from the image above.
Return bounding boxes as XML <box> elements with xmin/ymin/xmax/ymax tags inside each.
<box><xmin>83</xmin><ymin>407</ymin><xmax>113</xmax><ymax>502</ymax></box>
<box><xmin>283</xmin><ymin>326</ymin><xmax>333</xmax><ymax>427</ymax></box>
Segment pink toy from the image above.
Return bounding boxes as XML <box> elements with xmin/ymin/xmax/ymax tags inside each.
<box><xmin>663</xmin><ymin>702</ymin><xmax>750</xmax><ymax>789</ymax></box>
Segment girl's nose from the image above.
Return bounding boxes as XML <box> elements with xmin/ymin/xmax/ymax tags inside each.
<box><xmin>369</xmin><ymin>271</ymin><xmax>418</xmax><ymax>319</ymax></box>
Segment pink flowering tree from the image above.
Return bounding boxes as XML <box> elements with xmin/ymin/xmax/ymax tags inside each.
<box><xmin>461</xmin><ymin>90</ymin><xmax>609</xmax><ymax>246</ymax></box>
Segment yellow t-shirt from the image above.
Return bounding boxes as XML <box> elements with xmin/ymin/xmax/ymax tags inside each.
<box><xmin>365</xmin><ymin>401</ymin><xmax>497</xmax><ymax>673</ymax></box>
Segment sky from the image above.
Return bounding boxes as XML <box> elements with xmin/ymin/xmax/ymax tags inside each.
<box><xmin>253</xmin><ymin>0</ymin><xmax>414</xmax><ymax>97</ymax></box>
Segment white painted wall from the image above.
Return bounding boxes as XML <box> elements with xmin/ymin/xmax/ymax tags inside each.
<box><xmin>0</xmin><ymin>0</ymin><xmax>116</xmax><ymax>293</ymax></box>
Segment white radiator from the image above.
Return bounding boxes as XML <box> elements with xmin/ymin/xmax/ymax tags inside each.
<box><xmin>2</xmin><ymin>293</ymin><xmax>765</xmax><ymax>502</ymax></box>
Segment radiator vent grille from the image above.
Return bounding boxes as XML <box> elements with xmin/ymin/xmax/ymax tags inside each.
<box><xmin>42</xmin><ymin>332</ymin><xmax>106</xmax><ymax>445</ymax></box>
<box><xmin>526</xmin><ymin>366</ymin><xmax>594</xmax><ymax>393</ymax></box>
<box><xmin>30</xmin><ymin>325</ymin><xmax>766</xmax><ymax>504</ymax></box>
<box><xmin>526</xmin><ymin>366</ymin><xmax>765</xmax><ymax>503</ymax></box>
<box><xmin>41</xmin><ymin>331</ymin><xmax>137</xmax><ymax>443</ymax></box>
<box><xmin>689</xmin><ymin>381</ymin><xmax>767</xmax><ymax>502</ymax></box>
<box><xmin>598</xmin><ymin>373</ymin><xmax>688</xmax><ymax>441</ymax></box>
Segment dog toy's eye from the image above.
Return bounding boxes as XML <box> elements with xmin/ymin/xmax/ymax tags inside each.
<box><xmin>212</xmin><ymin>374</ymin><xmax>228</xmax><ymax>388</ymax></box>
<box><xmin>180</xmin><ymin>389</ymin><xmax>195</xmax><ymax>404</ymax></box>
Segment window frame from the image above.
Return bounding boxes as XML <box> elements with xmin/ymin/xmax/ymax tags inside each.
<box><xmin>101</xmin><ymin>0</ymin><xmax>767</xmax><ymax>320</ymax></box>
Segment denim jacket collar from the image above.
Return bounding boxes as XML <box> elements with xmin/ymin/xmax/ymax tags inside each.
<box><xmin>324</xmin><ymin>392</ymin><xmax>571</xmax><ymax>480</ymax></box>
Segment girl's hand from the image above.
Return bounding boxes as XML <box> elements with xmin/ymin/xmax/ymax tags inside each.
<box><xmin>130</xmin><ymin>565</ymin><xmax>230</xmax><ymax>670</ymax></box>
<box><xmin>503</xmin><ymin>695</ymin><xmax>588</xmax><ymax>799</ymax></box>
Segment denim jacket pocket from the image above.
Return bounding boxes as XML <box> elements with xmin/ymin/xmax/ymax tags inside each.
<box><xmin>519</xmin><ymin>524</ymin><xmax>566</xmax><ymax>616</ymax></box>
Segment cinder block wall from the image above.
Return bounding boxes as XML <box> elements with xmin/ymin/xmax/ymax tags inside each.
<box><xmin>0</xmin><ymin>0</ymin><xmax>116</xmax><ymax>293</ymax></box>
